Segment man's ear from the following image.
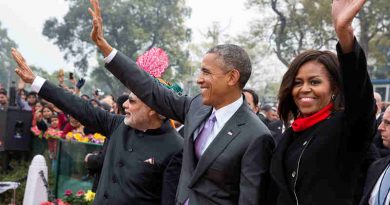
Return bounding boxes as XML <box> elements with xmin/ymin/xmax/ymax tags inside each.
<box><xmin>227</xmin><ymin>69</ymin><xmax>240</xmax><ymax>86</ymax></box>
<box><xmin>254</xmin><ymin>106</ymin><xmax>260</xmax><ymax>113</ymax></box>
<box><xmin>148</xmin><ymin>109</ymin><xmax>157</xmax><ymax>117</ymax></box>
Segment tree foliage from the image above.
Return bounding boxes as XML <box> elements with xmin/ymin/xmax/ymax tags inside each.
<box><xmin>0</xmin><ymin>22</ymin><xmax>18</xmax><ymax>88</ymax></box>
<box><xmin>186</xmin><ymin>22</ymin><xmax>236</xmax><ymax>96</ymax></box>
<box><xmin>247</xmin><ymin>0</ymin><xmax>390</xmax><ymax>78</ymax></box>
<box><xmin>43</xmin><ymin>0</ymin><xmax>192</xmax><ymax>96</ymax></box>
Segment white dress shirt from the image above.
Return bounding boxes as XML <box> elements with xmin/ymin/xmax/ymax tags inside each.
<box><xmin>31</xmin><ymin>76</ymin><xmax>46</xmax><ymax>93</ymax></box>
<box><xmin>369</xmin><ymin>164</ymin><xmax>390</xmax><ymax>205</ymax></box>
<box><xmin>104</xmin><ymin>48</ymin><xmax>118</xmax><ymax>64</ymax></box>
<box><xmin>193</xmin><ymin>96</ymin><xmax>243</xmax><ymax>156</ymax></box>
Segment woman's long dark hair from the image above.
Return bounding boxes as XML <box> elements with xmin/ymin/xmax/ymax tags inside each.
<box><xmin>278</xmin><ymin>50</ymin><xmax>344</xmax><ymax>125</ymax></box>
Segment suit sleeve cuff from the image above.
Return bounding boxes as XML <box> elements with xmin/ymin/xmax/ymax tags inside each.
<box><xmin>104</xmin><ymin>48</ymin><xmax>118</xmax><ymax>64</ymax></box>
<box><xmin>31</xmin><ymin>76</ymin><xmax>46</xmax><ymax>93</ymax></box>
<box><xmin>336</xmin><ymin>37</ymin><xmax>359</xmax><ymax>56</ymax></box>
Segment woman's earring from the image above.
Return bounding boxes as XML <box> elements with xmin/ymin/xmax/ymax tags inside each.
<box><xmin>331</xmin><ymin>94</ymin><xmax>336</xmax><ymax>101</ymax></box>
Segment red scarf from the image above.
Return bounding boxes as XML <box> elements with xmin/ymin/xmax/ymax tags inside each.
<box><xmin>291</xmin><ymin>103</ymin><xmax>334</xmax><ymax>132</ymax></box>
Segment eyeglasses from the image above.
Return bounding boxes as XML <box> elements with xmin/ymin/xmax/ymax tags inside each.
<box><xmin>381</xmin><ymin>119</ymin><xmax>390</xmax><ymax>127</ymax></box>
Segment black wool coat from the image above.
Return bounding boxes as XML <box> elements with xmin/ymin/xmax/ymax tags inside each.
<box><xmin>270</xmin><ymin>40</ymin><xmax>377</xmax><ymax>205</ymax></box>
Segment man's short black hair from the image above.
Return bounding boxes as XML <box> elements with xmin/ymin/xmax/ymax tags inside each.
<box><xmin>27</xmin><ymin>91</ymin><xmax>37</xmax><ymax>97</ymax></box>
<box><xmin>261</xmin><ymin>104</ymin><xmax>272</xmax><ymax>112</ymax></box>
<box><xmin>207</xmin><ymin>44</ymin><xmax>252</xmax><ymax>89</ymax></box>
<box><xmin>243</xmin><ymin>89</ymin><xmax>259</xmax><ymax>106</ymax></box>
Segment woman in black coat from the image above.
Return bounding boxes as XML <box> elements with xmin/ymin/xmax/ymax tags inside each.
<box><xmin>270</xmin><ymin>0</ymin><xmax>376</xmax><ymax>204</ymax></box>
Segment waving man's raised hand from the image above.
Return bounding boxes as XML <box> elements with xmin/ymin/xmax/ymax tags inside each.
<box><xmin>88</xmin><ymin>0</ymin><xmax>112</xmax><ymax>56</ymax></box>
<box><xmin>11</xmin><ymin>48</ymin><xmax>36</xmax><ymax>84</ymax></box>
<box><xmin>88</xmin><ymin>0</ymin><xmax>104</xmax><ymax>44</ymax></box>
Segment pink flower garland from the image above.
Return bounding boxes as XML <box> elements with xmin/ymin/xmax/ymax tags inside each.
<box><xmin>136</xmin><ymin>47</ymin><xmax>169</xmax><ymax>78</ymax></box>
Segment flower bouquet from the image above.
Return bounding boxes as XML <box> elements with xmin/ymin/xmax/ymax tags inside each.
<box><xmin>65</xmin><ymin>132</ymin><xmax>106</xmax><ymax>145</ymax></box>
<box><xmin>40</xmin><ymin>199</ymin><xmax>69</xmax><ymax>205</ymax></box>
<box><xmin>66</xmin><ymin>132</ymin><xmax>89</xmax><ymax>143</ymax></box>
<box><xmin>62</xmin><ymin>189</ymin><xmax>95</xmax><ymax>205</ymax></box>
<box><xmin>40</xmin><ymin>189</ymin><xmax>95</xmax><ymax>205</ymax></box>
<box><xmin>44</xmin><ymin>128</ymin><xmax>63</xmax><ymax>140</ymax></box>
<box><xmin>88</xmin><ymin>133</ymin><xmax>106</xmax><ymax>144</ymax></box>
<box><xmin>31</xmin><ymin>126</ymin><xmax>43</xmax><ymax>138</ymax></box>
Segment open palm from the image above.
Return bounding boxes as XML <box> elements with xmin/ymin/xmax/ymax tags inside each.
<box><xmin>332</xmin><ymin>0</ymin><xmax>365</xmax><ymax>32</ymax></box>
<box><xmin>11</xmin><ymin>48</ymin><xmax>36</xmax><ymax>84</ymax></box>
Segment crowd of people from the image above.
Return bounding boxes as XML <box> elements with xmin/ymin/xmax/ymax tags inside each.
<box><xmin>1</xmin><ymin>0</ymin><xmax>389</xmax><ymax>204</ymax></box>
<box><xmin>0</xmin><ymin>72</ymin><xmax>128</xmax><ymax>170</ymax></box>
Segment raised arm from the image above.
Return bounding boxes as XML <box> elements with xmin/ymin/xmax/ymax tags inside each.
<box><xmin>87</xmin><ymin>0</ymin><xmax>191</xmax><ymax>123</ymax></box>
<box><xmin>11</xmin><ymin>48</ymin><xmax>122</xmax><ymax>136</ymax></box>
<box><xmin>332</xmin><ymin>0</ymin><xmax>366</xmax><ymax>53</ymax></box>
<box><xmin>332</xmin><ymin>0</ymin><xmax>374</xmax><ymax>117</ymax></box>
<box><xmin>88</xmin><ymin>0</ymin><xmax>112</xmax><ymax>57</ymax></box>
<box><xmin>332</xmin><ymin>0</ymin><xmax>376</xmax><ymax>148</ymax></box>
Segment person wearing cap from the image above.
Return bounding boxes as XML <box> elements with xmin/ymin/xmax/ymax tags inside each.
<box><xmin>12</xmin><ymin>48</ymin><xmax>183</xmax><ymax>205</ymax></box>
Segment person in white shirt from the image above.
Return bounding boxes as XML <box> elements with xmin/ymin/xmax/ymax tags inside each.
<box><xmin>360</xmin><ymin>105</ymin><xmax>390</xmax><ymax>205</ymax></box>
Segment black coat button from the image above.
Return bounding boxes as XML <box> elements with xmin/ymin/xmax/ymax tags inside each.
<box><xmin>118</xmin><ymin>160</ymin><xmax>124</xmax><ymax>167</ymax></box>
<box><xmin>112</xmin><ymin>175</ymin><xmax>117</xmax><ymax>183</ymax></box>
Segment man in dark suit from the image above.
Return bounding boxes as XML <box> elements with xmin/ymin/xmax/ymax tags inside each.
<box><xmin>243</xmin><ymin>89</ymin><xmax>260</xmax><ymax>114</ymax></box>
<box><xmin>88</xmin><ymin>1</ymin><xmax>275</xmax><ymax>204</ymax></box>
<box><xmin>267</xmin><ymin>120</ymin><xmax>284</xmax><ymax>146</ymax></box>
<box><xmin>11</xmin><ymin>50</ymin><xmax>183</xmax><ymax>205</ymax></box>
<box><xmin>243</xmin><ymin>89</ymin><xmax>269</xmax><ymax>124</ymax></box>
<box><xmin>372</xmin><ymin>92</ymin><xmax>390</xmax><ymax>157</ymax></box>
<box><xmin>360</xmin><ymin>106</ymin><xmax>390</xmax><ymax>205</ymax></box>
<box><xmin>243</xmin><ymin>89</ymin><xmax>269</xmax><ymax>126</ymax></box>
<box><xmin>243</xmin><ymin>89</ymin><xmax>282</xmax><ymax>144</ymax></box>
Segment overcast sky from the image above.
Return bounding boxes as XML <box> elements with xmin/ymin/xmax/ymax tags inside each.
<box><xmin>0</xmin><ymin>0</ymin><xmax>257</xmax><ymax>74</ymax></box>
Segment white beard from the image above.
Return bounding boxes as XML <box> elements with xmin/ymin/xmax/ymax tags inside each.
<box><xmin>123</xmin><ymin>117</ymin><xmax>131</xmax><ymax>126</ymax></box>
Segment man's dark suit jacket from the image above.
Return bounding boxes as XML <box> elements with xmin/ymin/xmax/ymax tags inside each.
<box><xmin>86</xmin><ymin>138</ymin><xmax>109</xmax><ymax>192</ymax></box>
<box><xmin>257</xmin><ymin>112</ymin><xmax>269</xmax><ymax>127</ymax></box>
<box><xmin>359</xmin><ymin>155</ymin><xmax>390</xmax><ymax>205</ymax></box>
<box><xmin>268</xmin><ymin>120</ymin><xmax>284</xmax><ymax>146</ymax></box>
<box><xmin>37</xmin><ymin>80</ymin><xmax>183</xmax><ymax>205</ymax></box>
<box><xmin>105</xmin><ymin>50</ymin><xmax>275</xmax><ymax>205</ymax></box>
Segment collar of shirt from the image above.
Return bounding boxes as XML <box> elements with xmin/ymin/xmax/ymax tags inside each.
<box><xmin>136</xmin><ymin>119</ymin><xmax>171</xmax><ymax>135</ymax></box>
<box><xmin>213</xmin><ymin>96</ymin><xmax>243</xmax><ymax>129</ymax></box>
<box><xmin>193</xmin><ymin>96</ymin><xmax>243</xmax><ymax>156</ymax></box>
<box><xmin>193</xmin><ymin>95</ymin><xmax>243</xmax><ymax>142</ymax></box>
<box><xmin>376</xmin><ymin>113</ymin><xmax>382</xmax><ymax>120</ymax></box>
<box><xmin>369</xmin><ymin>163</ymin><xmax>390</xmax><ymax>205</ymax></box>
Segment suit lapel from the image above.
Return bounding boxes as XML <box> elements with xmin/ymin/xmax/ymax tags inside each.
<box><xmin>365</xmin><ymin>156</ymin><xmax>390</xmax><ymax>197</ymax></box>
<box><xmin>188</xmin><ymin>106</ymin><xmax>245</xmax><ymax>187</ymax></box>
<box><xmin>186</xmin><ymin>106</ymin><xmax>212</xmax><ymax>140</ymax></box>
<box><xmin>185</xmin><ymin>106</ymin><xmax>212</xmax><ymax>172</ymax></box>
